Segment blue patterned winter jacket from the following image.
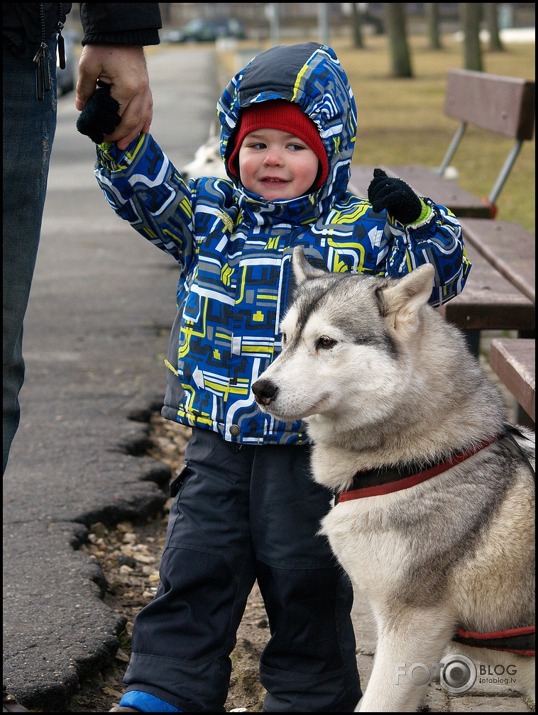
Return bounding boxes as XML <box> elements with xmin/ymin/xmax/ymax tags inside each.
<box><xmin>95</xmin><ymin>42</ymin><xmax>471</xmax><ymax>445</ymax></box>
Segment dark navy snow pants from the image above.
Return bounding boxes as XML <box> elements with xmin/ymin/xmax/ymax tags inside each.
<box><xmin>123</xmin><ymin>428</ymin><xmax>362</xmax><ymax>711</ymax></box>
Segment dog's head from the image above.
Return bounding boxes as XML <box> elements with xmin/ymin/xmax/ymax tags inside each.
<box><xmin>251</xmin><ymin>247</ymin><xmax>435</xmax><ymax>426</ymax></box>
<box><xmin>181</xmin><ymin>124</ymin><xmax>228</xmax><ymax>181</ymax></box>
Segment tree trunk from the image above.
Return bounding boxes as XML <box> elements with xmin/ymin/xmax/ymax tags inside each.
<box><xmin>351</xmin><ymin>3</ymin><xmax>365</xmax><ymax>49</ymax></box>
<box><xmin>425</xmin><ymin>3</ymin><xmax>443</xmax><ymax>50</ymax></box>
<box><xmin>383</xmin><ymin>3</ymin><xmax>413</xmax><ymax>78</ymax></box>
<box><xmin>460</xmin><ymin>3</ymin><xmax>484</xmax><ymax>71</ymax></box>
<box><xmin>484</xmin><ymin>3</ymin><xmax>505</xmax><ymax>51</ymax></box>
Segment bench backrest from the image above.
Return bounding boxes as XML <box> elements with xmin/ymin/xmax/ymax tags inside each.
<box><xmin>438</xmin><ymin>70</ymin><xmax>535</xmax><ymax>212</ymax></box>
<box><xmin>444</xmin><ymin>69</ymin><xmax>535</xmax><ymax>141</ymax></box>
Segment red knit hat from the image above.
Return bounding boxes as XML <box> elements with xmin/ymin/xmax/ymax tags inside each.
<box><xmin>227</xmin><ymin>100</ymin><xmax>329</xmax><ymax>190</ymax></box>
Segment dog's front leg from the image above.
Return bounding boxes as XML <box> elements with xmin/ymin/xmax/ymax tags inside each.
<box><xmin>357</xmin><ymin>609</ymin><xmax>455</xmax><ymax>712</ymax></box>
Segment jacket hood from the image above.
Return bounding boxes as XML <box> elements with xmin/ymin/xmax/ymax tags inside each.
<box><xmin>216</xmin><ymin>42</ymin><xmax>357</xmax><ymax>206</ymax></box>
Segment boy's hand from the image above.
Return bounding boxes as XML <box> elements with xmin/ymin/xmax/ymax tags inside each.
<box><xmin>368</xmin><ymin>168</ymin><xmax>422</xmax><ymax>224</ymax></box>
<box><xmin>75</xmin><ymin>45</ymin><xmax>152</xmax><ymax>150</ymax></box>
<box><xmin>76</xmin><ymin>82</ymin><xmax>121</xmax><ymax>144</ymax></box>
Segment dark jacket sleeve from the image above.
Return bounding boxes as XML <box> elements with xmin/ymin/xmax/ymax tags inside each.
<box><xmin>3</xmin><ymin>3</ymin><xmax>70</xmax><ymax>57</ymax></box>
<box><xmin>79</xmin><ymin>3</ymin><xmax>161</xmax><ymax>46</ymax></box>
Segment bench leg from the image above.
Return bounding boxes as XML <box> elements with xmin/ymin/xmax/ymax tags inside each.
<box><xmin>463</xmin><ymin>329</ymin><xmax>481</xmax><ymax>357</ymax></box>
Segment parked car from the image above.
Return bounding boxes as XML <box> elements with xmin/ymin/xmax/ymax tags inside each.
<box><xmin>161</xmin><ymin>18</ymin><xmax>246</xmax><ymax>43</ymax></box>
<box><xmin>56</xmin><ymin>31</ymin><xmax>77</xmax><ymax>96</ymax></box>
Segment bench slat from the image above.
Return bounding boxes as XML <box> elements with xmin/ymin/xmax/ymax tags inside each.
<box><xmin>348</xmin><ymin>165</ymin><xmax>492</xmax><ymax>219</ymax></box>
<box><xmin>490</xmin><ymin>338</ymin><xmax>535</xmax><ymax>422</ymax></box>
<box><xmin>459</xmin><ymin>218</ymin><xmax>535</xmax><ymax>303</ymax></box>
<box><xmin>438</xmin><ymin>242</ymin><xmax>534</xmax><ymax>331</ymax></box>
<box><xmin>382</xmin><ymin>165</ymin><xmax>492</xmax><ymax>218</ymax></box>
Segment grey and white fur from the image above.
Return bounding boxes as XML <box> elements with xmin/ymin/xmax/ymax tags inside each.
<box><xmin>252</xmin><ymin>246</ymin><xmax>535</xmax><ymax>712</ymax></box>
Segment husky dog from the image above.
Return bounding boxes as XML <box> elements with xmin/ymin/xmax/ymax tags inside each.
<box><xmin>252</xmin><ymin>246</ymin><xmax>535</xmax><ymax>712</ymax></box>
<box><xmin>181</xmin><ymin>122</ymin><xmax>228</xmax><ymax>181</ymax></box>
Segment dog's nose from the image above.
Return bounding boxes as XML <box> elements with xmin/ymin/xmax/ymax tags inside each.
<box><xmin>252</xmin><ymin>378</ymin><xmax>278</xmax><ymax>406</ymax></box>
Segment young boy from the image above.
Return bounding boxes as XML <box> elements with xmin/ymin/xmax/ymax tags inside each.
<box><xmin>80</xmin><ymin>42</ymin><xmax>470</xmax><ymax>712</ymax></box>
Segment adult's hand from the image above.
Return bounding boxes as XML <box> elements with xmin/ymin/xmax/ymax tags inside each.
<box><xmin>75</xmin><ymin>45</ymin><xmax>153</xmax><ymax>150</ymax></box>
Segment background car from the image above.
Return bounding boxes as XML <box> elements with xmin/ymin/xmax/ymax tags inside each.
<box><xmin>161</xmin><ymin>17</ymin><xmax>246</xmax><ymax>43</ymax></box>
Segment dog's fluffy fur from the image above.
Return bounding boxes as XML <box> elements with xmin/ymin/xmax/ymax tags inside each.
<box><xmin>181</xmin><ymin>123</ymin><xmax>228</xmax><ymax>181</ymax></box>
<box><xmin>252</xmin><ymin>247</ymin><xmax>535</xmax><ymax>712</ymax></box>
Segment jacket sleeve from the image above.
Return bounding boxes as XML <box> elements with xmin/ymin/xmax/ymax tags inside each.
<box><xmin>94</xmin><ymin>133</ymin><xmax>197</xmax><ymax>274</ymax></box>
<box><xmin>79</xmin><ymin>3</ymin><xmax>161</xmax><ymax>46</ymax></box>
<box><xmin>380</xmin><ymin>199</ymin><xmax>471</xmax><ymax>308</ymax></box>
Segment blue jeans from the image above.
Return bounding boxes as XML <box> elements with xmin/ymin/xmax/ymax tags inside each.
<box><xmin>3</xmin><ymin>39</ymin><xmax>58</xmax><ymax>473</ymax></box>
<box><xmin>123</xmin><ymin>429</ymin><xmax>362</xmax><ymax>711</ymax></box>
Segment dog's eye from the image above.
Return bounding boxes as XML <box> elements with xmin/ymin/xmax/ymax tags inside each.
<box><xmin>317</xmin><ymin>336</ymin><xmax>337</xmax><ymax>350</ymax></box>
<box><xmin>281</xmin><ymin>332</ymin><xmax>288</xmax><ymax>347</ymax></box>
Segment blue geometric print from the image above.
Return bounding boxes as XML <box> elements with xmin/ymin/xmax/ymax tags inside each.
<box><xmin>94</xmin><ymin>43</ymin><xmax>471</xmax><ymax>445</ymax></box>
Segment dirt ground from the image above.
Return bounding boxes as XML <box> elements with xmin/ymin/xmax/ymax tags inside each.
<box><xmin>68</xmin><ymin>416</ymin><xmax>268</xmax><ymax>713</ymax></box>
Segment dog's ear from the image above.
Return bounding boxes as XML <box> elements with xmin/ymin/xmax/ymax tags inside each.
<box><xmin>378</xmin><ymin>263</ymin><xmax>434</xmax><ymax>336</ymax></box>
<box><xmin>208</xmin><ymin>119</ymin><xmax>219</xmax><ymax>140</ymax></box>
<box><xmin>292</xmin><ymin>246</ymin><xmax>329</xmax><ymax>284</ymax></box>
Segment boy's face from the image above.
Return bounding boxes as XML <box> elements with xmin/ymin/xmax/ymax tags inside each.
<box><xmin>238</xmin><ymin>128</ymin><xmax>320</xmax><ymax>201</ymax></box>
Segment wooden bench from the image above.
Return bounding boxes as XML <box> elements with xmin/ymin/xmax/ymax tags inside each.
<box><xmin>490</xmin><ymin>338</ymin><xmax>535</xmax><ymax>426</ymax></box>
<box><xmin>349</xmin><ymin>69</ymin><xmax>535</xmax><ymax>219</ymax></box>
<box><xmin>459</xmin><ymin>218</ymin><xmax>535</xmax><ymax>304</ymax></box>
<box><xmin>436</xmin><ymin>217</ymin><xmax>535</xmax><ymax>356</ymax></box>
<box><xmin>349</xmin><ymin>164</ymin><xmax>493</xmax><ymax>219</ymax></box>
<box><xmin>437</xmin><ymin>237</ymin><xmax>534</xmax><ymax>352</ymax></box>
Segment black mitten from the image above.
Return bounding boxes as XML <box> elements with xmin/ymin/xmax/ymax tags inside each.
<box><xmin>367</xmin><ymin>168</ymin><xmax>422</xmax><ymax>224</ymax></box>
<box><xmin>76</xmin><ymin>81</ymin><xmax>121</xmax><ymax>143</ymax></box>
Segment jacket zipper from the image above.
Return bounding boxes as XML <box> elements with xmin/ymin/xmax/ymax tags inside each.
<box><xmin>57</xmin><ymin>3</ymin><xmax>66</xmax><ymax>69</ymax></box>
<box><xmin>33</xmin><ymin>3</ymin><xmax>67</xmax><ymax>100</ymax></box>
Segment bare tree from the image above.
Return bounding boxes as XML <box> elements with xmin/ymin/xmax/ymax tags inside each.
<box><xmin>383</xmin><ymin>3</ymin><xmax>413</xmax><ymax>78</ymax></box>
<box><xmin>425</xmin><ymin>3</ymin><xmax>443</xmax><ymax>50</ymax></box>
<box><xmin>351</xmin><ymin>2</ymin><xmax>365</xmax><ymax>49</ymax></box>
<box><xmin>460</xmin><ymin>3</ymin><xmax>484</xmax><ymax>71</ymax></box>
<box><xmin>484</xmin><ymin>3</ymin><xmax>505</xmax><ymax>51</ymax></box>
